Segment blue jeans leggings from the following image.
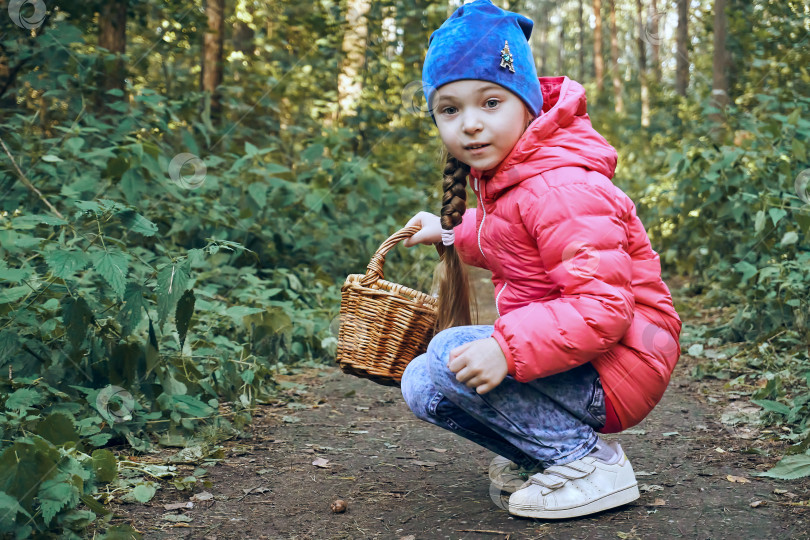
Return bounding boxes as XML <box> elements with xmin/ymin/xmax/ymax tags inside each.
<box><xmin>400</xmin><ymin>325</ymin><xmax>607</xmax><ymax>469</ymax></box>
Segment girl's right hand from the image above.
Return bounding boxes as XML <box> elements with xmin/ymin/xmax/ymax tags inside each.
<box><xmin>402</xmin><ymin>211</ymin><xmax>442</xmax><ymax>247</ymax></box>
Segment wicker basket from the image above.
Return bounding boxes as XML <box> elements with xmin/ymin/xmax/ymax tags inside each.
<box><xmin>336</xmin><ymin>225</ymin><xmax>444</xmax><ymax>387</ymax></box>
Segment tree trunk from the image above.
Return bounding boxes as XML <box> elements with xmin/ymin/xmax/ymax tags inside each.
<box><xmin>538</xmin><ymin>3</ymin><xmax>548</xmax><ymax>75</ymax></box>
<box><xmin>201</xmin><ymin>0</ymin><xmax>225</xmax><ymax>122</ymax></box>
<box><xmin>593</xmin><ymin>0</ymin><xmax>604</xmax><ymax>94</ymax></box>
<box><xmin>636</xmin><ymin>0</ymin><xmax>649</xmax><ymax>127</ymax></box>
<box><xmin>711</xmin><ymin>0</ymin><xmax>729</xmax><ymax>120</ymax></box>
<box><xmin>97</xmin><ymin>0</ymin><xmax>127</xmax><ymax>110</ymax></box>
<box><xmin>649</xmin><ymin>0</ymin><xmax>661</xmax><ymax>83</ymax></box>
<box><xmin>337</xmin><ymin>0</ymin><xmax>371</xmax><ymax>121</ymax></box>
<box><xmin>676</xmin><ymin>0</ymin><xmax>689</xmax><ymax>96</ymax></box>
<box><xmin>233</xmin><ymin>21</ymin><xmax>255</xmax><ymax>55</ymax></box>
<box><xmin>558</xmin><ymin>7</ymin><xmax>565</xmax><ymax>74</ymax></box>
<box><xmin>578</xmin><ymin>0</ymin><xmax>585</xmax><ymax>81</ymax></box>
<box><xmin>608</xmin><ymin>0</ymin><xmax>623</xmax><ymax>113</ymax></box>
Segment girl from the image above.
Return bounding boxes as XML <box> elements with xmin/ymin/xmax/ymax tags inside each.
<box><xmin>399</xmin><ymin>0</ymin><xmax>681</xmax><ymax>519</ymax></box>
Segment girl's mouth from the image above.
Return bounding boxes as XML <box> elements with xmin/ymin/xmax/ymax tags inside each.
<box><xmin>466</xmin><ymin>143</ymin><xmax>490</xmax><ymax>154</ymax></box>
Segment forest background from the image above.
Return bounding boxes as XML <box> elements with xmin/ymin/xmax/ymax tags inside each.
<box><xmin>0</xmin><ymin>0</ymin><xmax>808</xmax><ymax>536</ymax></box>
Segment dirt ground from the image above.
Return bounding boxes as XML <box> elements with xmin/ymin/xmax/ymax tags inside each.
<box><xmin>115</xmin><ymin>270</ymin><xmax>810</xmax><ymax>539</ymax></box>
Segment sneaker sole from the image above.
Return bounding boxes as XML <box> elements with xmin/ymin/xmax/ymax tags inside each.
<box><xmin>490</xmin><ymin>480</ymin><xmax>520</xmax><ymax>494</ymax></box>
<box><xmin>508</xmin><ymin>483</ymin><xmax>640</xmax><ymax>519</ymax></box>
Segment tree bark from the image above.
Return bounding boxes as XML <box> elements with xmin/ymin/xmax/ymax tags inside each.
<box><xmin>201</xmin><ymin>0</ymin><xmax>225</xmax><ymax>122</ymax></box>
<box><xmin>97</xmin><ymin>0</ymin><xmax>127</xmax><ymax>110</ymax></box>
<box><xmin>593</xmin><ymin>0</ymin><xmax>604</xmax><ymax>94</ymax></box>
<box><xmin>558</xmin><ymin>5</ymin><xmax>565</xmax><ymax>74</ymax></box>
<box><xmin>711</xmin><ymin>0</ymin><xmax>729</xmax><ymax>120</ymax></box>
<box><xmin>337</xmin><ymin>0</ymin><xmax>371</xmax><ymax>121</ymax></box>
<box><xmin>676</xmin><ymin>0</ymin><xmax>689</xmax><ymax>96</ymax></box>
<box><xmin>536</xmin><ymin>2</ymin><xmax>548</xmax><ymax>75</ymax></box>
<box><xmin>636</xmin><ymin>0</ymin><xmax>650</xmax><ymax>127</ymax></box>
<box><xmin>649</xmin><ymin>0</ymin><xmax>661</xmax><ymax>83</ymax></box>
<box><xmin>578</xmin><ymin>0</ymin><xmax>585</xmax><ymax>81</ymax></box>
<box><xmin>608</xmin><ymin>0</ymin><xmax>623</xmax><ymax>113</ymax></box>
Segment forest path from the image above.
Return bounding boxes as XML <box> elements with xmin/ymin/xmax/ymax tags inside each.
<box><xmin>119</xmin><ymin>268</ymin><xmax>809</xmax><ymax>539</ymax></box>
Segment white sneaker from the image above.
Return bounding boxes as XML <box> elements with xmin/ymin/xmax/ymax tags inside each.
<box><xmin>488</xmin><ymin>455</ymin><xmax>544</xmax><ymax>494</ymax></box>
<box><xmin>507</xmin><ymin>441</ymin><xmax>639</xmax><ymax>519</ymax></box>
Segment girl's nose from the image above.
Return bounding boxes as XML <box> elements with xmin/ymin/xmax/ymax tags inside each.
<box><xmin>461</xmin><ymin>111</ymin><xmax>483</xmax><ymax>134</ymax></box>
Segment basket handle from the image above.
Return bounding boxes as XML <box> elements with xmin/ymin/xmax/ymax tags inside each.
<box><xmin>359</xmin><ymin>225</ymin><xmax>445</xmax><ymax>287</ymax></box>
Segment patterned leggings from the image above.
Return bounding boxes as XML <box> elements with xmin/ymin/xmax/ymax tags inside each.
<box><xmin>400</xmin><ymin>325</ymin><xmax>607</xmax><ymax>469</ymax></box>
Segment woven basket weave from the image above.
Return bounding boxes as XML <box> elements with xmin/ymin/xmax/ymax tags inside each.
<box><xmin>336</xmin><ymin>225</ymin><xmax>444</xmax><ymax>386</ymax></box>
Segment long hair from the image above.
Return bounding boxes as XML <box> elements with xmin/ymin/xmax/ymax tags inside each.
<box><xmin>432</xmin><ymin>148</ymin><xmax>478</xmax><ymax>332</ymax></box>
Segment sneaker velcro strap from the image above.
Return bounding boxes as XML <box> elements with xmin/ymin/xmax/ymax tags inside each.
<box><xmin>544</xmin><ymin>460</ymin><xmax>596</xmax><ymax>479</ymax></box>
<box><xmin>527</xmin><ymin>473</ymin><xmax>566</xmax><ymax>489</ymax></box>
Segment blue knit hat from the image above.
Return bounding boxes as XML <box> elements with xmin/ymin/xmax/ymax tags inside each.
<box><xmin>421</xmin><ymin>0</ymin><xmax>543</xmax><ymax>125</ymax></box>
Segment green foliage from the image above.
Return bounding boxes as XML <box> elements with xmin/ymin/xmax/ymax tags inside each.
<box><xmin>1</xmin><ymin>0</ymin><xmax>804</xmax><ymax>531</ymax></box>
<box><xmin>0</xmin><ymin>1</ymin><xmax>438</xmax><ymax>534</ymax></box>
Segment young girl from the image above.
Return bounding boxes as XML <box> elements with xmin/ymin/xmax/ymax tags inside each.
<box><xmin>399</xmin><ymin>0</ymin><xmax>681</xmax><ymax>519</ymax></box>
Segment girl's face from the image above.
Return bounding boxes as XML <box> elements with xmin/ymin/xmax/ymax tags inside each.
<box><xmin>432</xmin><ymin>79</ymin><xmax>534</xmax><ymax>173</ymax></box>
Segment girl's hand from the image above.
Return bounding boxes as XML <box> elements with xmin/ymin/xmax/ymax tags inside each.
<box><xmin>402</xmin><ymin>211</ymin><xmax>442</xmax><ymax>247</ymax></box>
<box><xmin>447</xmin><ymin>338</ymin><xmax>508</xmax><ymax>394</ymax></box>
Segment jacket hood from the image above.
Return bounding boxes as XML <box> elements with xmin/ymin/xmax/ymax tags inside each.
<box><xmin>470</xmin><ymin>76</ymin><xmax>618</xmax><ymax>201</ymax></box>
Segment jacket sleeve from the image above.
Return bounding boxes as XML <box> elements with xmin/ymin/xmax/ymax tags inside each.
<box><xmin>491</xmin><ymin>182</ymin><xmax>635</xmax><ymax>382</ymax></box>
<box><xmin>453</xmin><ymin>206</ymin><xmax>487</xmax><ymax>269</ymax></box>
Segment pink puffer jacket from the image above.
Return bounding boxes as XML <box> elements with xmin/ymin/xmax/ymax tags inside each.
<box><xmin>454</xmin><ymin>76</ymin><xmax>681</xmax><ymax>430</ymax></box>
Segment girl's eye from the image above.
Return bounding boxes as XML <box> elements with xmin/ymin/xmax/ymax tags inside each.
<box><xmin>485</xmin><ymin>99</ymin><xmax>500</xmax><ymax>108</ymax></box>
<box><xmin>441</xmin><ymin>106</ymin><xmax>457</xmax><ymax>115</ymax></box>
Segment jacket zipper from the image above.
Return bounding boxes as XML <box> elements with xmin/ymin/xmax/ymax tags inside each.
<box><xmin>495</xmin><ymin>282</ymin><xmax>508</xmax><ymax>318</ymax></box>
<box><xmin>476</xmin><ymin>176</ymin><xmax>507</xmax><ymax>317</ymax></box>
<box><xmin>475</xmin><ymin>176</ymin><xmax>488</xmax><ymax>262</ymax></box>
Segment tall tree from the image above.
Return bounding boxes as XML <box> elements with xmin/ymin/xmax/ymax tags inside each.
<box><xmin>558</xmin><ymin>5</ymin><xmax>565</xmax><ymax>74</ymax></box>
<box><xmin>97</xmin><ymin>0</ymin><xmax>127</xmax><ymax>110</ymax></box>
<box><xmin>593</xmin><ymin>0</ymin><xmax>605</xmax><ymax>94</ymax></box>
<box><xmin>578</xmin><ymin>0</ymin><xmax>585</xmax><ymax>81</ymax></box>
<box><xmin>608</xmin><ymin>0</ymin><xmax>623</xmax><ymax>113</ymax></box>
<box><xmin>201</xmin><ymin>0</ymin><xmax>225</xmax><ymax>122</ymax></box>
<box><xmin>534</xmin><ymin>1</ymin><xmax>549</xmax><ymax>75</ymax></box>
<box><xmin>676</xmin><ymin>0</ymin><xmax>689</xmax><ymax>96</ymax></box>
<box><xmin>711</xmin><ymin>0</ymin><xmax>730</xmax><ymax>119</ymax></box>
<box><xmin>648</xmin><ymin>0</ymin><xmax>661</xmax><ymax>83</ymax></box>
<box><xmin>337</xmin><ymin>0</ymin><xmax>371</xmax><ymax>121</ymax></box>
<box><xmin>636</xmin><ymin>0</ymin><xmax>650</xmax><ymax>127</ymax></box>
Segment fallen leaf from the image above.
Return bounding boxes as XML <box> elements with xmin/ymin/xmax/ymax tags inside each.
<box><xmin>662</xmin><ymin>432</ymin><xmax>680</xmax><ymax>437</ymax></box>
<box><xmin>715</xmin><ymin>447</ymin><xmax>726</xmax><ymax>453</ymax></box>
<box><xmin>648</xmin><ymin>498</ymin><xmax>666</xmax><ymax>506</ymax></box>
<box><xmin>773</xmin><ymin>488</ymin><xmax>788</xmax><ymax>494</ymax></box>
<box><xmin>411</xmin><ymin>460</ymin><xmax>439</xmax><ymax>467</ymax></box>
<box><xmin>191</xmin><ymin>491</ymin><xmax>214</xmax><ymax>502</ymax></box>
<box><xmin>241</xmin><ymin>486</ymin><xmax>270</xmax><ymax>495</ymax></box>
<box><xmin>400</xmin><ymin>536</ymin><xmax>416</xmax><ymax>540</ymax></box>
<box><xmin>355</xmin><ymin>406</ymin><xmax>369</xmax><ymax>411</ymax></box>
<box><xmin>163</xmin><ymin>502</ymin><xmax>194</xmax><ymax>511</ymax></box>
<box><xmin>635</xmin><ymin>471</ymin><xmax>657</xmax><ymax>476</ymax></box>
<box><xmin>430</xmin><ymin>448</ymin><xmax>448</xmax><ymax>453</ymax></box>
<box><xmin>726</xmin><ymin>474</ymin><xmax>750</xmax><ymax>483</ymax></box>
<box><xmin>623</xmin><ymin>428</ymin><xmax>647</xmax><ymax>435</ymax></box>
<box><xmin>750</xmin><ymin>500</ymin><xmax>766</xmax><ymax>508</ymax></box>
<box><xmin>347</xmin><ymin>430</ymin><xmax>369</xmax><ymax>434</ymax></box>
<box><xmin>162</xmin><ymin>514</ymin><xmax>193</xmax><ymax>523</ymax></box>
<box><xmin>639</xmin><ymin>484</ymin><xmax>664</xmax><ymax>492</ymax></box>
<box><xmin>281</xmin><ymin>415</ymin><xmax>300</xmax><ymax>424</ymax></box>
<box><xmin>312</xmin><ymin>457</ymin><xmax>331</xmax><ymax>468</ymax></box>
